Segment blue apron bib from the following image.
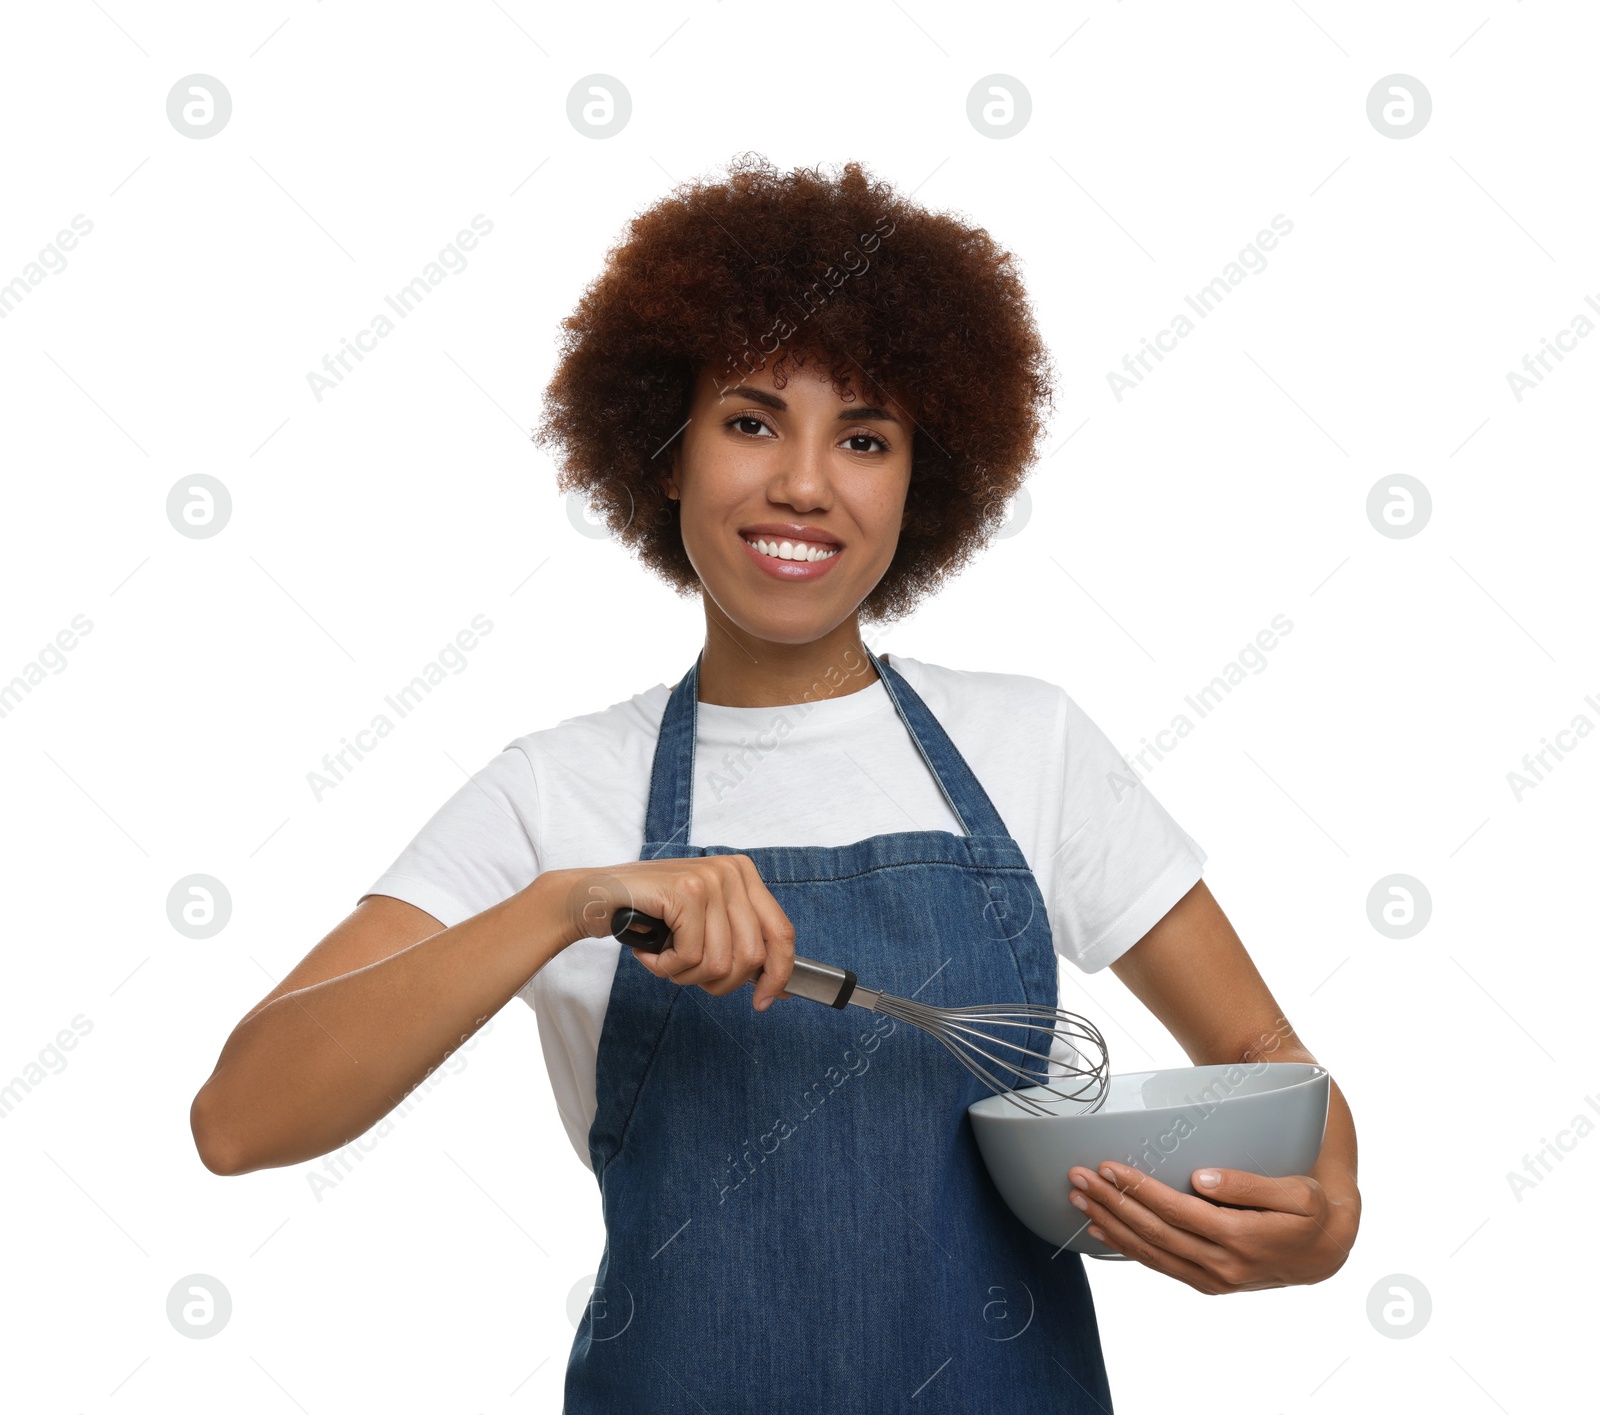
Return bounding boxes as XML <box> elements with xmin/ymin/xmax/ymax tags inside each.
<box><xmin>565</xmin><ymin>650</ymin><xmax>1114</xmax><ymax>1413</ymax></box>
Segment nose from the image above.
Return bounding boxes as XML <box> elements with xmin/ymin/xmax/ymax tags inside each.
<box><xmin>768</xmin><ymin>427</ymin><xmax>834</xmax><ymax>513</ymax></box>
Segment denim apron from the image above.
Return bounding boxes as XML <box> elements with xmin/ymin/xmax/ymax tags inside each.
<box><xmin>564</xmin><ymin>650</ymin><xmax>1114</xmax><ymax>1413</ymax></box>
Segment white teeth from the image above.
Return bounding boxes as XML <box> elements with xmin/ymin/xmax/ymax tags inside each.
<box><xmin>746</xmin><ymin>536</ymin><xmax>839</xmax><ymax>563</ymax></box>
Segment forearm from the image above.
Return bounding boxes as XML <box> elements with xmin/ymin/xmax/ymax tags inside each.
<box><xmin>1246</xmin><ymin>1037</ymin><xmax>1360</xmax><ymax>1249</ymax></box>
<box><xmin>1103</xmin><ymin>889</ymin><xmax>1360</xmax><ymax>1283</ymax></box>
<box><xmin>1200</xmin><ymin>1024</ymin><xmax>1361</xmax><ymax>1252</ymax></box>
<box><xmin>194</xmin><ymin>871</ymin><xmax>580</xmax><ymax>1174</ymax></box>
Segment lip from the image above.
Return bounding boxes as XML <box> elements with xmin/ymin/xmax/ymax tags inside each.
<box><xmin>738</xmin><ymin>522</ymin><xmax>843</xmax><ymax>547</ymax></box>
<box><xmin>737</xmin><ymin>529</ymin><xmax>844</xmax><ymax>582</ymax></box>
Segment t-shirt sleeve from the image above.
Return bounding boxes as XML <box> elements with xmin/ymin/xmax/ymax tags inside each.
<box><xmin>1047</xmin><ymin>688</ymin><xmax>1207</xmax><ymax>973</ymax></box>
<box><xmin>358</xmin><ymin>745</ymin><xmax>542</xmax><ymax>930</ymax></box>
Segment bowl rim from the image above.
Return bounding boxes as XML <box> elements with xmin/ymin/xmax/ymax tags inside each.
<box><xmin>967</xmin><ymin>1059</ymin><xmax>1329</xmax><ymax>1122</ymax></box>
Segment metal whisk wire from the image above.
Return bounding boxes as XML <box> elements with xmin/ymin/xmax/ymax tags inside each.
<box><xmin>871</xmin><ymin>994</ymin><xmax>1111</xmax><ymax>1117</ymax></box>
<box><xmin>608</xmin><ymin>911</ymin><xmax>1112</xmax><ymax>1119</ymax></box>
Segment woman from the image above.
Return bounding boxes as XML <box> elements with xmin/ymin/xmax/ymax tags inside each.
<box><xmin>191</xmin><ymin>155</ymin><xmax>1360</xmax><ymax>1412</ymax></box>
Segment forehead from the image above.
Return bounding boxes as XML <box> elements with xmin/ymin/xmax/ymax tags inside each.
<box><xmin>694</xmin><ymin>354</ymin><xmax>912</xmax><ymax>421</ymax></box>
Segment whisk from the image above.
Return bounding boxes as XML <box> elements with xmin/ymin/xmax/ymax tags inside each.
<box><xmin>611</xmin><ymin>908</ymin><xmax>1110</xmax><ymax>1117</ymax></box>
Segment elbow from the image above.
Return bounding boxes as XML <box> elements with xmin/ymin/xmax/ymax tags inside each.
<box><xmin>190</xmin><ymin>1086</ymin><xmax>248</xmax><ymax>1177</ymax></box>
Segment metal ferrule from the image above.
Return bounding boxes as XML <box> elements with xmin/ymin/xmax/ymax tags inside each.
<box><xmin>784</xmin><ymin>956</ymin><xmax>877</xmax><ymax>1010</ymax></box>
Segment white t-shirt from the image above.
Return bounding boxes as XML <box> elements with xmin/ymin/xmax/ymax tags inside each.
<box><xmin>360</xmin><ymin>654</ymin><xmax>1207</xmax><ymax>1171</ymax></box>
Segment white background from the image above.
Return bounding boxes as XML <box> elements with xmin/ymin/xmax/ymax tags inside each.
<box><xmin>2</xmin><ymin>1</ymin><xmax>1595</xmax><ymax>1410</ymax></box>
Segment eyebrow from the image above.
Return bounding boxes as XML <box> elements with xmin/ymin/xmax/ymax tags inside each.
<box><xmin>717</xmin><ymin>384</ymin><xmax>902</xmax><ymax>425</ymax></box>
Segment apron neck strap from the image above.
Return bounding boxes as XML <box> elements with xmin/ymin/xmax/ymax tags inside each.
<box><xmin>641</xmin><ymin>648</ymin><xmax>1011</xmax><ymax>850</ymax></box>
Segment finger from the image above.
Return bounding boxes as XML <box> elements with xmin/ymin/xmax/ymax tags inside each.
<box><xmin>1077</xmin><ymin>1162</ymin><xmax>1252</xmax><ymax>1244</ymax></box>
<box><xmin>714</xmin><ymin>865</ymin><xmax>767</xmax><ymax>1000</ymax></box>
<box><xmin>1197</xmin><ymin>1169</ymin><xmax>1348</xmax><ymax>1268</ymax></box>
<box><xmin>1081</xmin><ymin>1204</ymin><xmax>1238</xmax><ymax>1296</ymax></box>
<box><xmin>737</xmin><ymin>857</ymin><xmax>795</xmax><ymax>1010</ymax></box>
<box><xmin>650</xmin><ymin>872</ymin><xmax>707</xmax><ymax>980</ymax></box>
<box><xmin>1069</xmin><ymin>1166</ymin><xmax>1234</xmax><ymax>1272</ymax></box>
<box><xmin>1191</xmin><ymin>1166</ymin><xmax>1321</xmax><ymax>1218</ymax></box>
<box><xmin>670</xmin><ymin>870</ymin><xmax>734</xmax><ymax>991</ymax></box>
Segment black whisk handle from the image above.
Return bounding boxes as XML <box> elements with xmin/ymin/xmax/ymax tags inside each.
<box><xmin>608</xmin><ymin>908</ymin><xmax>860</xmax><ymax>1009</ymax></box>
<box><xmin>610</xmin><ymin>907</ymin><xmax>673</xmax><ymax>953</ymax></box>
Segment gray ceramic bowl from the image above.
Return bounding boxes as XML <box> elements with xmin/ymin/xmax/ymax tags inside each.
<box><xmin>969</xmin><ymin>1062</ymin><xmax>1329</xmax><ymax>1260</ymax></box>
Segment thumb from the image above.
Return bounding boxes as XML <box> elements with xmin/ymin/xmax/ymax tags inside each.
<box><xmin>1192</xmin><ymin>1166</ymin><xmax>1306</xmax><ymax>1212</ymax></box>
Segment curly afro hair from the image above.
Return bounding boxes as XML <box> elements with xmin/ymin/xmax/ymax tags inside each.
<box><xmin>535</xmin><ymin>152</ymin><xmax>1057</xmax><ymax>625</ymax></box>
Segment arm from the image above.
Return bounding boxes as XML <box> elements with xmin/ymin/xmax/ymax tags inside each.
<box><xmin>189</xmin><ymin>878</ymin><xmax>580</xmax><ymax>1176</ymax></box>
<box><xmin>1065</xmin><ymin>878</ymin><xmax>1360</xmax><ymax>1292</ymax></box>
<box><xmin>190</xmin><ymin>854</ymin><xmax>797</xmax><ymax>1177</ymax></box>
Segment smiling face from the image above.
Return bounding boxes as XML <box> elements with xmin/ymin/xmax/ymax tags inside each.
<box><xmin>664</xmin><ymin>355</ymin><xmax>916</xmax><ymax>647</ymax></box>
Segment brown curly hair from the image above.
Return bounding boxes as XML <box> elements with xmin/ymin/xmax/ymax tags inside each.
<box><xmin>535</xmin><ymin>152</ymin><xmax>1057</xmax><ymax>625</ymax></box>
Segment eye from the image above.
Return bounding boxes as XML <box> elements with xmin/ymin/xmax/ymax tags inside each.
<box><xmin>726</xmin><ymin>414</ymin><xmax>775</xmax><ymax>438</ymax></box>
<box><xmin>843</xmin><ymin>430</ymin><xmax>890</xmax><ymax>455</ymax></box>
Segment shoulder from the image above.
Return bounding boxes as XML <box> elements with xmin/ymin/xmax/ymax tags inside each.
<box><xmin>888</xmin><ymin>654</ymin><xmax>1121</xmax><ymax>776</ymax></box>
<box><xmin>888</xmin><ymin>654</ymin><xmax>1069</xmax><ymax>726</ymax></box>
<box><xmin>502</xmin><ymin>681</ymin><xmax>671</xmax><ymax>775</ymax></box>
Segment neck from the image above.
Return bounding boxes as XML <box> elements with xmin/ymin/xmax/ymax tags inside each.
<box><xmin>696</xmin><ymin>602</ymin><xmax>882</xmax><ymax>707</ymax></box>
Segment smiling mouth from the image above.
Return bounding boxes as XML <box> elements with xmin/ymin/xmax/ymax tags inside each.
<box><xmin>739</xmin><ymin>534</ymin><xmax>841</xmax><ymax>563</ymax></box>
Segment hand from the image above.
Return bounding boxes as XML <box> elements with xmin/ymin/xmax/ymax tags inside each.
<box><xmin>1065</xmin><ymin>1161</ymin><xmax>1355</xmax><ymax>1293</ymax></box>
<box><xmin>555</xmin><ymin>856</ymin><xmax>796</xmax><ymax>1010</ymax></box>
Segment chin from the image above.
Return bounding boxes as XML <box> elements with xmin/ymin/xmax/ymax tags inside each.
<box><xmin>705</xmin><ymin>587</ymin><xmax>847</xmax><ymax>646</ymax></box>
<box><xmin>734</xmin><ymin>612</ymin><xmax>842</xmax><ymax>646</ymax></box>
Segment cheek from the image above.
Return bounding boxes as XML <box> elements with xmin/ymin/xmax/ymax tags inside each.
<box><xmin>674</xmin><ymin>484</ymin><xmax>728</xmax><ymax>552</ymax></box>
<box><xmin>855</xmin><ymin>486</ymin><xmax>911</xmax><ymax>552</ymax></box>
